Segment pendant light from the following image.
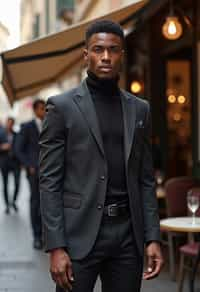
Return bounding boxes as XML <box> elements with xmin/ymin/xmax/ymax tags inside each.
<box><xmin>162</xmin><ymin>0</ymin><xmax>183</xmax><ymax>40</ymax></box>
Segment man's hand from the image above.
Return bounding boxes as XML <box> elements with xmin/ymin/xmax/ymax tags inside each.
<box><xmin>50</xmin><ymin>248</ymin><xmax>74</xmax><ymax>290</ymax></box>
<box><xmin>0</xmin><ymin>143</ymin><xmax>11</xmax><ymax>151</ymax></box>
<box><xmin>143</xmin><ymin>241</ymin><xmax>164</xmax><ymax>280</ymax></box>
<box><xmin>29</xmin><ymin>167</ymin><xmax>36</xmax><ymax>175</ymax></box>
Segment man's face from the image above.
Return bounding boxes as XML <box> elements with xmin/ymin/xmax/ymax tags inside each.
<box><xmin>34</xmin><ymin>103</ymin><xmax>46</xmax><ymax>120</ymax></box>
<box><xmin>84</xmin><ymin>33</ymin><xmax>124</xmax><ymax>79</ymax></box>
<box><xmin>6</xmin><ymin>119</ymin><xmax>14</xmax><ymax>131</ymax></box>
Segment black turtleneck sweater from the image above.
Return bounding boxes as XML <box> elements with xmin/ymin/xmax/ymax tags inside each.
<box><xmin>86</xmin><ymin>71</ymin><xmax>128</xmax><ymax>204</ymax></box>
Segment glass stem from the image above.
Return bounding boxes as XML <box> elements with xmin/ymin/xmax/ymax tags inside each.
<box><xmin>192</xmin><ymin>212</ymin><xmax>196</xmax><ymax>225</ymax></box>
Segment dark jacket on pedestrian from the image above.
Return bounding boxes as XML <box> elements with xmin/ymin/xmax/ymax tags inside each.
<box><xmin>16</xmin><ymin>120</ymin><xmax>40</xmax><ymax>169</ymax></box>
<box><xmin>0</xmin><ymin>127</ymin><xmax>20</xmax><ymax>169</ymax></box>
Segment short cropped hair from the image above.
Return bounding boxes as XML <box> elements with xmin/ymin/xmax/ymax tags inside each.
<box><xmin>85</xmin><ymin>20</ymin><xmax>124</xmax><ymax>45</ymax></box>
<box><xmin>7</xmin><ymin>117</ymin><xmax>15</xmax><ymax>123</ymax></box>
<box><xmin>33</xmin><ymin>99</ymin><xmax>45</xmax><ymax>110</ymax></box>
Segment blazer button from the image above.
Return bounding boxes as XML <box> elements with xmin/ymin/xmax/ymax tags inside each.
<box><xmin>100</xmin><ymin>175</ymin><xmax>105</xmax><ymax>180</ymax></box>
<box><xmin>97</xmin><ymin>204</ymin><xmax>103</xmax><ymax>210</ymax></box>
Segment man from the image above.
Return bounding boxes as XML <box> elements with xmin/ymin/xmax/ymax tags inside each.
<box><xmin>0</xmin><ymin>117</ymin><xmax>21</xmax><ymax>214</ymax></box>
<box><xmin>16</xmin><ymin>99</ymin><xmax>45</xmax><ymax>249</ymax></box>
<box><xmin>39</xmin><ymin>20</ymin><xmax>163</xmax><ymax>292</ymax></box>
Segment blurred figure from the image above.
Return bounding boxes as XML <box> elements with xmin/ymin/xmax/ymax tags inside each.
<box><xmin>16</xmin><ymin>99</ymin><xmax>45</xmax><ymax>249</ymax></box>
<box><xmin>0</xmin><ymin>121</ymin><xmax>7</xmax><ymax>168</ymax></box>
<box><xmin>0</xmin><ymin>117</ymin><xmax>21</xmax><ymax>214</ymax></box>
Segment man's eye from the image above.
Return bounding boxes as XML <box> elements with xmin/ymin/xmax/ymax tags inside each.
<box><xmin>93</xmin><ymin>47</ymin><xmax>103</xmax><ymax>53</ymax></box>
<box><xmin>110</xmin><ymin>46</ymin><xmax>121</xmax><ymax>53</ymax></box>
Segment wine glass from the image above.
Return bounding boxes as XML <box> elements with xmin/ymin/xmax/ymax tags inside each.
<box><xmin>187</xmin><ymin>191</ymin><xmax>200</xmax><ymax>225</ymax></box>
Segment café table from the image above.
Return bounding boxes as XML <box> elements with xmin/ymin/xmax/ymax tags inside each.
<box><xmin>160</xmin><ymin>217</ymin><xmax>200</xmax><ymax>280</ymax></box>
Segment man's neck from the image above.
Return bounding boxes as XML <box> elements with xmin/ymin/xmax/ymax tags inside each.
<box><xmin>86</xmin><ymin>71</ymin><xmax>119</xmax><ymax>96</ymax></box>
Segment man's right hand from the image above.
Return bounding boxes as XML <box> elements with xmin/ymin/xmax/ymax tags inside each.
<box><xmin>50</xmin><ymin>248</ymin><xmax>74</xmax><ymax>291</ymax></box>
<box><xmin>29</xmin><ymin>167</ymin><xmax>35</xmax><ymax>175</ymax></box>
<box><xmin>0</xmin><ymin>143</ymin><xmax>11</xmax><ymax>151</ymax></box>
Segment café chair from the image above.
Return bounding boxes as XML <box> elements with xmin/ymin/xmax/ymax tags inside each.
<box><xmin>163</xmin><ymin>177</ymin><xmax>200</xmax><ymax>280</ymax></box>
<box><xmin>178</xmin><ymin>242</ymin><xmax>200</xmax><ymax>292</ymax></box>
<box><xmin>177</xmin><ymin>187</ymin><xmax>200</xmax><ymax>292</ymax></box>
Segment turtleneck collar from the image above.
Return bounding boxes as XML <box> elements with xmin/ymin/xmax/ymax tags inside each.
<box><xmin>86</xmin><ymin>71</ymin><xmax>120</xmax><ymax>97</ymax></box>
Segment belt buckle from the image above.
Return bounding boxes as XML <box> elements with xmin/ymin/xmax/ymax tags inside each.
<box><xmin>107</xmin><ymin>204</ymin><xmax>118</xmax><ymax>217</ymax></box>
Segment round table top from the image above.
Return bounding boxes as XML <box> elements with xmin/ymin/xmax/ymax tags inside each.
<box><xmin>160</xmin><ymin>217</ymin><xmax>200</xmax><ymax>232</ymax></box>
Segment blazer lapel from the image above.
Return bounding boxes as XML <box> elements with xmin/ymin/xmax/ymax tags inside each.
<box><xmin>73</xmin><ymin>80</ymin><xmax>105</xmax><ymax>158</ymax></box>
<box><xmin>120</xmin><ymin>90</ymin><xmax>136</xmax><ymax>165</ymax></box>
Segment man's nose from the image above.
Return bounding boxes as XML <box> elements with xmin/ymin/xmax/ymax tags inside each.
<box><xmin>102</xmin><ymin>49</ymin><xmax>110</xmax><ymax>61</ymax></box>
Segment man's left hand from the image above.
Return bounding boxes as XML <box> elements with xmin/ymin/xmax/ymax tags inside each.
<box><xmin>143</xmin><ymin>241</ymin><xmax>164</xmax><ymax>280</ymax></box>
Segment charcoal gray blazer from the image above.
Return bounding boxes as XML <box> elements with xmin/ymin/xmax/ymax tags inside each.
<box><xmin>39</xmin><ymin>79</ymin><xmax>160</xmax><ymax>260</ymax></box>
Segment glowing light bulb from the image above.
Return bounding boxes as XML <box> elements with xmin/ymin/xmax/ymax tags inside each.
<box><xmin>168</xmin><ymin>20</ymin><xmax>177</xmax><ymax>35</ymax></box>
<box><xmin>177</xmin><ymin>95</ymin><xmax>186</xmax><ymax>104</ymax></box>
<box><xmin>173</xmin><ymin>113</ymin><xmax>181</xmax><ymax>121</ymax></box>
<box><xmin>162</xmin><ymin>16</ymin><xmax>183</xmax><ymax>40</ymax></box>
<box><xmin>130</xmin><ymin>81</ymin><xmax>142</xmax><ymax>94</ymax></box>
<box><xmin>168</xmin><ymin>94</ymin><xmax>176</xmax><ymax>103</ymax></box>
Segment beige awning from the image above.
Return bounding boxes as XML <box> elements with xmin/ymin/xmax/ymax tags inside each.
<box><xmin>1</xmin><ymin>0</ymin><xmax>148</xmax><ymax>105</ymax></box>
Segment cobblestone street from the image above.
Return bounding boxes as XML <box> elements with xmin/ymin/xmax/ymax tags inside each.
<box><xmin>0</xmin><ymin>171</ymin><xmax>183</xmax><ymax>292</ymax></box>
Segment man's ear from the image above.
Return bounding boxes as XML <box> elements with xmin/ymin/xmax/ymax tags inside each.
<box><xmin>83</xmin><ymin>48</ymin><xmax>88</xmax><ymax>63</ymax></box>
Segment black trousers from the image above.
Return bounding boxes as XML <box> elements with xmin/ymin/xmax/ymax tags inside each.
<box><xmin>28</xmin><ymin>171</ymin><xmax>42</xmax><ymax>239</ymax></box>
<box><xmin>1</xmin><ymin>160</ymin><xmax>21</xmax><ymax>207</ymax></box>
<box><xmin>56</xmin><ymin>215</ymin><xmax>143</xmax><ymax>292</ymax></box>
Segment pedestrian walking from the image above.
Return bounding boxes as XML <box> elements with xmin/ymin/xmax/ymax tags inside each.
<box><xmin>16</xmin><ymin>99</ymin><xmax>45</xmax><ymax>249</ymax></box>
<box><xmin>0</xmin><ymin>117</ymin><xmax>21</xmax><ymax>214</ymax></box>
<box><xmin>39</xmin><ymin>20</ymin><xmax>163</xmax><ymax>292</ymax></box>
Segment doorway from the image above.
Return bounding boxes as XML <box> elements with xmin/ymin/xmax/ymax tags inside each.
<box><xmin>166</xmin><ymin>57</ymin><xmax>192</xmax><ymax>176</ymax></box>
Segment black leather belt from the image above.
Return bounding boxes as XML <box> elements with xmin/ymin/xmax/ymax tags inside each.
<box><xmin>103</xmin><ymin>203</ymin><xmax>130</xmax><ymax>217</ymax></box>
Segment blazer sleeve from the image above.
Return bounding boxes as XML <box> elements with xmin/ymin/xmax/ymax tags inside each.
<box><xmin>39</xmin><ymin>98</ymin><xmax>67</xmax><ymax>252</ymax></box>
<box><xmin>139</xmin><ymin>102</ymin><xmax>161</xmax><ymax>244</ymax></box>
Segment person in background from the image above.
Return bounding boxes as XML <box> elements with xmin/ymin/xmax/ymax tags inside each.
<box><xmin>39</xmin><ymin>20</ymin><xmax>163</xmax><ymax>292</ymax></box>
<box><xmin>16</xmin><ymin>99</ymin><xmax>45</xmax><ymax>249</ymax></box>
<box><xmin>0</xmin><ymin>117</ymin><xmax>21</xmax><ymax>214</ymax></box>
<box><xmin>0</xmin><ymin>121</ymin><xmax>7</xmax><ymax>171</ymax></box>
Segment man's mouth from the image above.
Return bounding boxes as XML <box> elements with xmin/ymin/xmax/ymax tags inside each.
<box><xmin>99</xmin><ymin>66</ymin><xmax>112</xmax><ymax>72</ymax></box>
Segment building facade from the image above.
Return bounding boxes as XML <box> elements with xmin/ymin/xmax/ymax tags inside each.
<box><xmin>20</xmin><ymin>0</ymin><xmax>78</xmax><ymax>100</ymax></box>
<box><xmin>74</xmin><ymin>0</ymin><xmax>140</xmax><ymax>22</ymax></box>
<box><xmin>0</xmin><ymin>22</ymin><xmax>10</xmax><ymax>123</ymax></box>
<box><xmin>21</xmin><ymin>0</ymin><xmax>75</xmax><ymax>43</ymax></box>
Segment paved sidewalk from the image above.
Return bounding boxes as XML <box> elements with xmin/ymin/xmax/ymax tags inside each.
<box><xmin>0</xmin><ymin>171</ymin><xmax>54</xmax><ymax>292</ymax></box>
<box><xmin>0</xmin><ymin>171</ymin><xmax>189</xmax><ymax>292</ymax></box>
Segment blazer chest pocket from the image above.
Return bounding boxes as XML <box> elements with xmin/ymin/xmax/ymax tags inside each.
<box><xmin>63</xmin><ymin>193</ymin><xmax>82</xmax><ymax>209</ymax></box>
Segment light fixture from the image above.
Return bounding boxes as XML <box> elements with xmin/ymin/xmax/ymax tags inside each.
<box><xmin>130</xmin><ymin>80</ymin><xmax>142</xmax><ymax>94</ymax></box>
<box><xmin>177</xmin><ymin>95</ymin><xmax>186</xmax><ymax>104</ymax></box>
<box><xmin>168</xmin><ymin>94</ymin><xmax>176</xmax><ymax>103</ymax></box>
<box><xmin>162</xmin><ymin>0</ymin><xmax>183</xmax><ymax>40</ymax></box>
<box><xmin>173</xmin><ymin>113</ymin><xmax>181</xmax><ymax>122</ymax></box>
